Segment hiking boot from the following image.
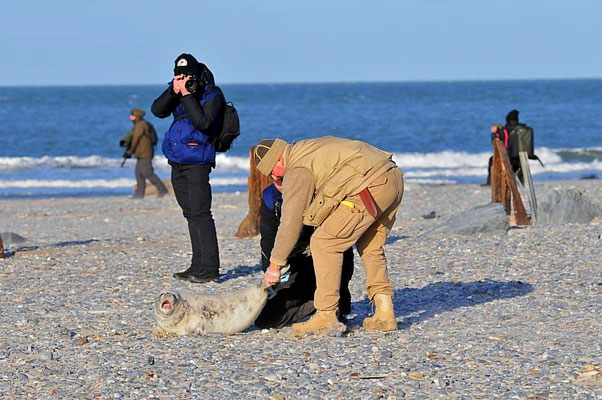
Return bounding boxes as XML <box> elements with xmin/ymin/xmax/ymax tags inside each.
<box><xmin>186</xmin><ymin>270</ymin><xmax>220</xmax><ymax>283</ymax></box>
<box><xmin>291</xmin><ymin>309</ymin><xmax>346</xmax><ymax>337</ymax></box>
<box><xmin>173</xmin><ymin>267</ymin><xmax>194</xmax><ymax>280</ymax></box>
<box><xmin>173</xmin><ymin>268</ymin><xmax>219</xmax><ymax>283</ymax></box>
<box><xmin>363</xmin><ymin>293</ymin><xmax>397</xmax><ymax>331</ymax></box>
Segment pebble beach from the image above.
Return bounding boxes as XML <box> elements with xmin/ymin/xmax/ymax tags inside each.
<box><xmin>1</xmin><ymin>179</ymin><xmax>601</xmax><ymax>399</ymax></box>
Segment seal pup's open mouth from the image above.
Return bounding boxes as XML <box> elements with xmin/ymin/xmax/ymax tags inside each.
<box><xmin>156</xmin><ymin>293</ymin><xmax>179</xmax><ymax>316</ymax></box>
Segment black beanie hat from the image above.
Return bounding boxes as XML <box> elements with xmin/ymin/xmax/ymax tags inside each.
<box><xmin>506</xmin><ymin>109</ymin><xmax>519</xmax><ymax>123</ymax></box>
<box><xmin>174</xmin><ymin>53</ymin><xmax>203</xmax><ymax>76</ymax></box>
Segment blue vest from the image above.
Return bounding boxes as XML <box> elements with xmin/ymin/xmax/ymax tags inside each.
<box><xmin>262</xmin><ymin>184</ymin><xmax>282</xmax><ymax>213</ymax></box>
<box><xmin>161</xmin><ymin>86</ymin><xmax>220</xmax><ymax>164</ymax></box>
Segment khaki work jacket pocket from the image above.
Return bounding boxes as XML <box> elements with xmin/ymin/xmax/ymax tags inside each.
<box><xmin>368</xmin><ymin>173</ymin><xmax>388</xmax><ymax>189</ymax></box>
<box><xmin>322</xmin><ymin>203</ymin><xmax>364</xmax><ymax>239</ymax></box>
<box><xmin>304</xmin><ymin>194</ymin><xmax>339</xmax><ymax>227</ymax></box>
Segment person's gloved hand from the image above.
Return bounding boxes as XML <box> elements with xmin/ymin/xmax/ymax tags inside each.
<box><xmin>122</xmin><ymin>151</ymin><xmax>132</xmax><ymax>159</ymax></box>
<box><xmin>263</xmin><ymin>263</ymin><xmax>282</xmax><ymax>287</ymax></box>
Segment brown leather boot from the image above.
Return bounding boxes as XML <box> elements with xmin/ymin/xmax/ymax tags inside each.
<box><xmin>363</xmin><ymin>293</ymin><xmax>397</xmax><ymax>331</ymax></box>
<box><xmin>291</xmin><ymin>310</ymin><xmax>347</xmax><ymax>336</ymax></box>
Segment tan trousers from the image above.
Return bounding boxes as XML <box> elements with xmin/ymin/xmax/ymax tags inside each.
<box><xmin>310</xmin><ymin>168</ymin><xmax>404</xmax><ymax>311</ymax></box>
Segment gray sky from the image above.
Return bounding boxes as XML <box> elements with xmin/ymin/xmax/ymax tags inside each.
<box><xmin>1</xmin><ymin>0</ymin><xmax>601</xmax><ymax>86</ymax></box>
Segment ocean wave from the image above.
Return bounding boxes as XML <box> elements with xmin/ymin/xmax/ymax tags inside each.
<box><xmin>404</xmin><ymin>158</ymin><xmax>602</xmax><ymax>178</ymax></box>
<box><xmin>0</xmin><ymin>154</ymin><xmax>251</xmax><ymax>172</ymax></box>
<box><xmin>391</xmin><ymin>147</ymin><xmax>567</xmax><ymax>169</ymax></box>
<box><xmin>0</xmin><ymin>177</ymin><xmax>248</xmax><ymax>189</ymax></box>
<box><xmin>0</xmin><ymin>146</ymin><xmax>599</xmax><ymax>174</ymax></box>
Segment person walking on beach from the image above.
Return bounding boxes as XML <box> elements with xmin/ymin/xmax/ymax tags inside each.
<box><xmin>151</xmin><ymin>53</ymin><xmax>225</xmax><ymax>284</ymax></box>
<box><xmin>123</xmin><ymin>108</ymin><xmax>168</xmax><ymax>199</ymax></box>
<box><xmin>255</xmin><ymin>181</ymin><xmax>355</xmax><ymax>329</ymax></box>
<box><xmin>254</xmin><ymin>136</ymin><xmax>404</xmax><ymax>336</ymax></box>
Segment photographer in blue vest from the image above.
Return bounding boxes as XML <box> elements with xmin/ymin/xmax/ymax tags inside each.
<box><xmin>151</xmin><ymin>53</ymin><xmax>225</xmax><ymax>283</ymax></box>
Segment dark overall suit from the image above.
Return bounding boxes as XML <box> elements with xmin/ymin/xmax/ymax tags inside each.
<box><xmin>255</xmin><ymin>184</ymin><xmax>355</xmax><ymax>329</ymax></box>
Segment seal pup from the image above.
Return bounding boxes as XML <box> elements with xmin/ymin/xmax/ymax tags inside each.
<box><xmin>154</xmin><ymin>283</ymin><xmax>269</xmax><ymax>336</ymax></box>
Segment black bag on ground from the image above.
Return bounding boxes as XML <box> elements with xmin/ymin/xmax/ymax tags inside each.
<box><xmin>145</xmin><ymin>122</ymin><xmax>159</xmax><ymax>146</ymax></box>
<box><xmin>213</xmin><ymin>101</ymin><xmax>240</xmax><ymax>152</ymax></box>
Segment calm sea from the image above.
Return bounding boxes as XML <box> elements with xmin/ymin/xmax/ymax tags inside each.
<box><xmin>0</xmin><ymin>80</ymin><xmax>601</xmax><ymax>199</ymax></box>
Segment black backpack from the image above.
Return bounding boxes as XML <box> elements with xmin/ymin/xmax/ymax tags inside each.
<box><xmin>213</xmin><ymin>101</ymin><xmax>240</xmax><ymax>153</ymax></box>
<box><xmin>146</xmin><ymin>122</ymin><xmax>159</xmax><ymax>146</ymax></box>
<box><xmin>170</xmin><ymin>89</ymin><xmax>240</xmax><ymax>152</ymax></box>
<box><xmin>508</xmin><ymin>124</ymin><xmax>534</xmax><ymax>159</ymax></box>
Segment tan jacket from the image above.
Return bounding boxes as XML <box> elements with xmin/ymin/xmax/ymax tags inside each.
<box><xmin>128</xmin><ymin>120</ymin><xmax>154</xmax><ymax>159</ymax></box>
<box><xmin>270</xmin><ymin>136</ymin><xmax>397</xmax><ymax>265</ymax></box>
<box><xmin>287</xmin><ymin>136</ymin><xmax>395</xmax><ymax>226</ymax></box>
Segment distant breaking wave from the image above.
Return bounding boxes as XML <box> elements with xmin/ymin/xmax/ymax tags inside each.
<box><xmin>0</xmin><ymin>177</ymin><xmax>248</xmax><ymax>189</ymax></box>
<box><xmin>0</xmin><ymin>154</ymin><xmax>251</xmax><ymax>172</ymax></box>
<box><xmin>0</xmin><ymin>147</ymin><xmax>599</xmax><ymax>177</ymax></box>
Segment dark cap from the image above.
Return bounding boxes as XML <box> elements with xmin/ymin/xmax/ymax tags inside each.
<box><xmin>173</xmin><ymin>53</ymin><xmax>203</xmax><ymax>76</ymax></box>
<box><xmin>130</xmin><ymin>108</ymin><xmax>145</xmax><ymax>118</ymax></box>
<box><xmin>506</xmin><ymin>109</ymin><xmax>519</xmax><ymax>123</ymax></box>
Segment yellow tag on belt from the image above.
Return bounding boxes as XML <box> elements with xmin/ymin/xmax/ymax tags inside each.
<box><xmin>340</xmin><ymin>200</ymin><xmax>355</xmax><ymax>209</ymax></box>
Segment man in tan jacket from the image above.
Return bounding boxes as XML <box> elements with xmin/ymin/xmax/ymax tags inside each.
<box><xmin>124</xmin><ymin>109</ymin><xmax>168</xmax><ymax>199</ymax></box>
<box><xmin>254</xmin><ymin>136</ymin><xmax>404</xmax><ymax>336</ymax></box>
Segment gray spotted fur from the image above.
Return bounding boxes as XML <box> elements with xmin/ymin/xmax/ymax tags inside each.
<box><xmin>154</xmin><ymin>283</ymin><xmax>268</xmax><ymax>335</ymax></box>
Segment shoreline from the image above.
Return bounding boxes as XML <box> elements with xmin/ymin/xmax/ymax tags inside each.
<box><xmin>1</xmin><ymin>176</ymin><xmax>600</xmax><ymax>203</ymax></box>
<box><xmin>1</xmin><ymin>178</ymin><xmax>600</xmax><ymax>397</ymax></box>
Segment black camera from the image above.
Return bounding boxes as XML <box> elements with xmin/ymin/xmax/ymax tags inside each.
<box><xmin>185</xmin><ymin>75</ymin><xmax>199</xmax><ymax>93</ymax></box>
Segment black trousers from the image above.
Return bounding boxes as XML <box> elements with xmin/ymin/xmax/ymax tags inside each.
<box><xmin>254</xmin><ymin>248</ymin><xmax>354</xmax><ymax>329</ymax></box>
<box><xmin>170</xmin><ymin>162</ymin><xmax>219</xmax><ymax>273</ymax></box>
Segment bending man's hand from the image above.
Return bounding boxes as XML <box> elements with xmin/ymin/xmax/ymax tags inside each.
<box><xmin>263</xmin><ymin>263</ymin><xmax>282</xmax><ymax>287</ymax></box>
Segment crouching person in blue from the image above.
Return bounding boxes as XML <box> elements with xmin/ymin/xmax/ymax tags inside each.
<box><xmin>151</xmin><ymin>53</ymin><xmax>224</xmax><ymax>283</ymax></box>
<box><xmin>255</xmin><ymin>182</ymin><xmax>355</xmax><ymax>329</ymax></box>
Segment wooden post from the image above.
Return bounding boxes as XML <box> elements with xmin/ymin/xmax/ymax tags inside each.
<box><xmin>235</xmin><ymin>146</ymin><xmax>270</xmax><ymax>238</ymax></box>
<box><xmin>491</xmin><ymin>139</ymin><xmax>530</xmax><ymax>225</ymax></box>
<box><xmin>0</xmin><ymin>235</ymin><xmax>4</xmax><ymax>259</ymax></box>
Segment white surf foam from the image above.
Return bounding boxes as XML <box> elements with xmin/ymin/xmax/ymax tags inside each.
<box><xmin>0</xmin><ymin>147</ymin><xmax>598</xmax><ymax>180</ymax></box>
<box><xmin>0</xmin><ymin>178</ymin><xmax>136</xmax><ymax>189</ymax></box>
<box><xmin>0</xmin><ymin>154</ymin><xmax>252</xmax><ymax>172</ymax></box>
<box><xmin>0</xmin><ymin>177</ymin><xmax>248</xmax><ymax>189</ymax></box>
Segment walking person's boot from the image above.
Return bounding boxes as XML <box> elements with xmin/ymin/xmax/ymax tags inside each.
<box><xmin>363</xmin><ymin>293</ymin><xmax>397</xmax><ymax>331</ymax></box>
<box><xmin>291</xmin><ymin>309</ymin><xmax>346</xmax><ymax>337</ymax></box>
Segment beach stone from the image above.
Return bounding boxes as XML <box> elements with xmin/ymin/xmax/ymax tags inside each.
<box><xmin>536</xmin><ymin>188</ymin><xmax>602</xmax><ymax>225</ymax></box>
<box><xmin>1</xmin><ymin>182</ymin><xmax>601</xmax><ymax>398</ymax></box>
<box><xmin>423</xmin><ymin>203</ymin><xmax>509</xmax><ymax>235</ymax></box>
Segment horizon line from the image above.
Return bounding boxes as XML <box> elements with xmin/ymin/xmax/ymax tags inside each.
<box><xmin>2</xmin><ymin>76</ymin><xmax>602</xmax><ymax>89</ymax></box>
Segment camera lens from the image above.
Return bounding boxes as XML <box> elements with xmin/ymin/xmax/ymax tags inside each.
<box><xmin>185</xmin><ymin>76</ymin><xmax>198</xmax><ymax>93</ymax></box>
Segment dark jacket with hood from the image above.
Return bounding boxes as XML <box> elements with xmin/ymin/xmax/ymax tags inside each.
<box><xmin>127</xmin><ymin>109</ymin><xmax>154</xmax><ymax>160</ymax></box>
<box><xmin>255</xmin><ymin>183</ymin><xmax>354</xmax><ymax>329</ymax></box>
<box><xmin>151</xmin><ymin>67</ymin><xmax>225</xmax><ymax>165</ymax></box>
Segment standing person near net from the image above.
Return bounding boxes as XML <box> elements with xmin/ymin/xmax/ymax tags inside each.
<box><xmin>122</xmin><ymin>108</ymin><xmax>168</xmax><ymax>199</ymax></box>
<box><xmin>151</xmin><ymin>53</ymin><xmax>225</xmax><ymax>283</ymax></box>
<box><xmin>254</xmin><ymin>136</ymin><xmax>404</xmax><ymax>336</ymax></box>
<box><xmin>486</xmin><ymin>109</ymin><xmax>539</xmax><ymax>185</ymax></box>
